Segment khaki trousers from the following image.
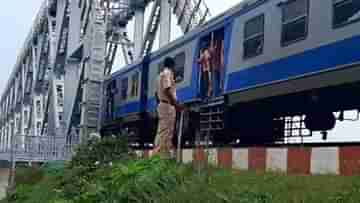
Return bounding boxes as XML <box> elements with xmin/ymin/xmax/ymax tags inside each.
<box><xmin>155</xmin><ymin>103</ymin><xmax>176</xmax><ymax>158</ymax></box>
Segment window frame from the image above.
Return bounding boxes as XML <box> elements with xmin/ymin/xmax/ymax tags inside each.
<box><xmin>120</xmin><ymin>77</ymin><xmax>129</xmax><ymax>101</ymax></box>
<box><xmin>130</xmin><ymin>72</ymin><xmax>140</xmax><ymax>98</ymax></box>
<box><xmin>157</xmin><ymin>53</ymin><xmax>186</xmax><ymax>84</ymax></box>
<box><xmin>280</xmin><ymin>0</ymin><xmax>310</xmax><ymax>47</ymax></box>
<box><xmin>174</xmin><ymin>52</ymin><xmax>186</xmax><ymax>83</ymax></box>
<box><xmin>243</xmin><ymin>14</ymin><xmax>265</xmax><ymax>59</ymax></box>
<box><xmin>332</xmin><ymin>0</ymin><xmax>360</xmax><ymax>29</ymax></box>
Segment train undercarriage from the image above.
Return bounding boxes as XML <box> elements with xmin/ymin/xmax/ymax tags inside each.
<box><xmin>226</xmin><ymin>82</ymin><xmax>360</xmax><ymax>145</ymax></box>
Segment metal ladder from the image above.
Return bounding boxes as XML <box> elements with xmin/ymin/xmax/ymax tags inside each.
<box><xmin>198</xmin><ymin>97</ymin><xmax>224</xmax><ymax>145</ymax></box>
<box><xmin>171</xmin><ymin>0</ymin><xmax>211</xmax><ymax>33</ymax></box>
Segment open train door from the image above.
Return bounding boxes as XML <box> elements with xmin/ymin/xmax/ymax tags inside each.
<box><xmin>197</xmin><ymin>28</ymin><xmax>226</xmax><ymax>100</ymax></box>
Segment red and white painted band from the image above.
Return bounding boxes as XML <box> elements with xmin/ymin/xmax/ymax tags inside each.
<box><xmin>142</xmin><ymin>145</ymin><xmax>360</xmax><ymax>176</ymax></box>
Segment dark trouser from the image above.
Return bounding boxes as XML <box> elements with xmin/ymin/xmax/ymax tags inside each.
<box><xmin>212</xmin><ymin>69</ymin><xmax>221</xmax><ymax>97</ymax></box>
<box><xmin>200</xmin><ymin>70</ymin><xmax>210</xmax><ymax>99</ymax></box>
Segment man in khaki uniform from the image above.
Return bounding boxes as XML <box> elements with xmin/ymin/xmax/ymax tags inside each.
<box><xmin>153</xmin><ymin>57</ymin><xmax>183</xmax><ymax>158</ymax></box>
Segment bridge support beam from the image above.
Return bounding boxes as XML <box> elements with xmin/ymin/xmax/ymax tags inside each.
<box><xmin>159</xmin><ymin>0</ymin><xmax>171</xmax><ymax>48</ymax></box>
<box><xmin>134</xmin><ymin>7</ymin><xmax>145</xmax><ymax>59</ymax></box>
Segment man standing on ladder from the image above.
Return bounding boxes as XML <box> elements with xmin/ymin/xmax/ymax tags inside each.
<box><xmin>153</xmin><ymin>57</ymin><xmax>184</xmax><ymax>159</ymax></box>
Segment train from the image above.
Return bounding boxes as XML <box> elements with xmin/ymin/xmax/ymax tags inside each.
<box><xmin>100</xmin><ymin>0</ymin><xmax>360</xmax><ymax>147</ymax></box>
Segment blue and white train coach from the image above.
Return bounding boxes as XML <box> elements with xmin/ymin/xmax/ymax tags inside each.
<box><xmin>101</xmin><ymin>0</ymin><xmax>360</xmax><ymax>146</ymax></box>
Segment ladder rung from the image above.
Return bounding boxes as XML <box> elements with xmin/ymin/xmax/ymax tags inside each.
<box><xmin>200</xmin><ymin>127</ymin><xmax>224</xmax><ymax>132</ymax></box>
<box><xmin>200</xmin><ymin>112</ymin><xmax>223</xmax><ymax>116</ymax></box>
<box><xmin>200</xmin><ymin>119</ymin><xmax>223</xmax><ymax>123</ymax></box>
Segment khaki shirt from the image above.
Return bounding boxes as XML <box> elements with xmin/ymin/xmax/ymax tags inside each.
<box><xmin>157</xmin><ymin>68</ymin><xmax>177</xmax><ymax>103</ymax></box>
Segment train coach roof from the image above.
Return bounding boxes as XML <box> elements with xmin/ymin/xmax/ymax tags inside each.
<box><xmin>108</xmin><ymin>60</ymin><xmax>143</xmax><ymax>81</ymax></box>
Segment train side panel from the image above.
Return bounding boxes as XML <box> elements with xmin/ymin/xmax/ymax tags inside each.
<box><xmin>226</xmin><ymin>0</ymin><xmax>360</xmax><ymax>102</ymax></box>
<box><xmin>146</xmin><ymin>40</ymin><xmax>198</xmax><ymax>113</ymax></box>
<box><xmin>224</xmin><ymin>0</ymin><xmax>360</xmax><ymax>142</ymax></box>
<box><xmin>101</xmin><ymin>63</ymin><xmax>146</xmax><ymax>139</ymax></box>
<box><xmin>115</xmin><ymin>71</ymin><xmax>142</xmax><ymax>118</ymax></box>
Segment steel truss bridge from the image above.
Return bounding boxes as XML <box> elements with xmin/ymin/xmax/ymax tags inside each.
<box><xmin>0</xmin><ymin>0</ymin><xmax>211</xmax><ymax>162</ymax></box>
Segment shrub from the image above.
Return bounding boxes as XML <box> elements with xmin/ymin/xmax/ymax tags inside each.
<box><xmin>103</xmin><ymin>157</ymin><xmax>183</xmax><ymax>202</ymax></box>
<box><xmin>69</xmin><ymin>136</ymin><xmax>133</xmax><ymax>170</ymax></box>
<box><xmin>55</xmin><ymin>135</ymin><xmax>134</xmax><ymax>202</ymax></box>
<box><xmin>40</xmin><ymin>161</ymin><xmax>66</xmax><ymax>177</ymax></box>
<box><xmin>14</xmin><ymin>167</ymin><xmax>43</xmax><ymax>186</ymax></box>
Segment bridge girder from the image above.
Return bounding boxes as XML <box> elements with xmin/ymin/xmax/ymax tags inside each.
<box><xmin>0</xmin><ymin>0</ymin><xmax>212</xmax><ymax>161</ymax></box>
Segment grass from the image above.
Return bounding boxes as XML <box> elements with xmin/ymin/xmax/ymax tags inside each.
<box><xmin>154</xmin><ymin>167</ymin><xmax>360</xmax><ymax>203</ymax></box>
<box><xmin>2</xmin><ymin>159</ymin><xmax>360</xmax><ymax>203</ymax></box>
<box><xmin>1</xmin><ymin>137</ymin><xmax>359</xmax><ymax>203</ymax></box>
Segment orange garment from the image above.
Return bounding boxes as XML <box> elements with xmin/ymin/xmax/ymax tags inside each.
<box><xmin>198</xmin><ymin>49</ymin><xmax>212</xmax><ymax>72</ymax></box>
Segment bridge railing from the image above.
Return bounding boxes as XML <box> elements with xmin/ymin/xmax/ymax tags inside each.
<box><xmin>0</xmin><ymin>134</ymin><xmax>79</xmax><ymax>162</ymax></box>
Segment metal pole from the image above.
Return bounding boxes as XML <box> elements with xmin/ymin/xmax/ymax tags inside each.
<box><xmin>8</xmin><ymin>133</ymin><xmax>16</xmax><ymax>190</ymax></box>
<box><xmin>195</xmin><ymin>119</ymin><xmax>201</xmax><ymax>176</ymax></box>
<box><xmin>177</xmin><ymin>111</ymin><xmax>185</xmax><ymax>163</ymax></box>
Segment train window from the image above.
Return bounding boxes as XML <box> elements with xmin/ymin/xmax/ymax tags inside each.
<box><xmin>244</xmin><ymin>14</ymin><xmax>264</xmax><ymax>59</ymax></box>
<box><xmin>174</xmin><ymin>52</ymin><xmax>186</xmax><ymax>83</ymax></box>
<box><xmin>333</xmin><ymin>0</ymin><xmax>360</xmax><ymax>28</ymax></box>
<box><xmin>281</xmin><ymin>0</ymin><xmax>308</xmax><ymax>46</ymax></box>
<box><xmin>130</xmin><ymin>72</ymin><xmax>140</xmax><ymax>98</ymax></box>
<box><xmin>120</xmin><ymin>77</ymin><xmax>128</xmax><ymax>100</ymax></box>
<box><xmin>157</xmin><ymin>54</ymin><xmax>185</xmax><ymax>83</ymax></box>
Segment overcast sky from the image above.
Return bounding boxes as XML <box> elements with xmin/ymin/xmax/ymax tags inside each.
<box><xmin>0</xmin><ymin>1</ymin><xmax>44</xmax><ymax>96</ymax></box>
<box><xmin>1</xmin><ymin>0</ymin><xmax>359</xmax><ymax>142</ymax></box>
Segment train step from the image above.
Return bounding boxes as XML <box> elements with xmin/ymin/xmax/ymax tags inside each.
<box><xmin>198</xmin><ymin>97</ymin><xmax>225</xmax><ymax>135</ymax></box>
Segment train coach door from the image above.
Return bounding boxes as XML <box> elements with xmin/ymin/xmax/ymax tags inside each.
<box><xmin>197</xmin><ymin>28</ymin><xmax>225</xmax><ymax>100</ymax></box>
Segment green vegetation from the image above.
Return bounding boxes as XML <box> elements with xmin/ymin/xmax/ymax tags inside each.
<box><xmin>1</xmin><ymin>136</ymin><xmax>360</xmax><ymax>203</ymax></box>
